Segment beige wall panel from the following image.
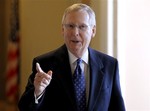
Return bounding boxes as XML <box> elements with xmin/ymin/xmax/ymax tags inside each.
<box><xmin>90</xmin><ymin>0</ymin><xmax>108</xmax><ymax>53</ymax></box>
<box><xmin>20</xmin><ymin>0</ymin><xmax>74</xmax><ymax>95</ymax></box>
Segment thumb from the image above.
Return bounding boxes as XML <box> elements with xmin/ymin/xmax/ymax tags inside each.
<box><xmin>47</xmin><ymin>70</ymin><xmax>53</xmax><ymax>79</ymax></box>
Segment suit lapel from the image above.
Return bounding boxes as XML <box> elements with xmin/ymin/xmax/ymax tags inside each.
<box><xmin>88</xmin><ymin>48</ymin><xmax>104</xmax><ymax>111</ymax></box>
<box><xmin>55</xmin><ymin>45</ymin><xmax>77</xmax><ymax>110</ymax></box>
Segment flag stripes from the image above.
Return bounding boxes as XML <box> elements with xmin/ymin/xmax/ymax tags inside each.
<box><xmin>6</xmin><ymin>0</ymin><xmax>20</xmax><ymax>103</ymax></box>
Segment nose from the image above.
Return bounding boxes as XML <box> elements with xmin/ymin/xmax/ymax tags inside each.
<box><xmin>73</xmin><ymin>27</ymin><xmax>79</xmax><ymax>36</ymax></box>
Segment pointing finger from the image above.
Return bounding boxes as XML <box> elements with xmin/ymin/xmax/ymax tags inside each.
<box><xmin>36</xmin><ymin>62</ymin><xmax>44</xmax><ymax>73</ymax></box>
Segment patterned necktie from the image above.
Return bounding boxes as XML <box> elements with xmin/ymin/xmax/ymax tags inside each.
<box><xmin>73</xmin><ymin>59</ymin><xmax>86</xmax><ymax>111</ymax></box>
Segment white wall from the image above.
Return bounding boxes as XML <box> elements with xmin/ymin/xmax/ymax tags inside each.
<box><xmin>117</xmin><ymin>0</ymin><xmax>150</xmax><ymax>111</ymax></box>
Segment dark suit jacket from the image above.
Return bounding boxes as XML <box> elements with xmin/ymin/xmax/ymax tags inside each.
<box><xmin>18</xmin><ymin>44</ymin><xmax>126</xmax><ymax>111</ymax></box>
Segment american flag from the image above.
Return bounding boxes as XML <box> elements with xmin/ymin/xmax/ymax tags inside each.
<box><xmin>6</xmin><ymin>0</ymin><xmax>20</xmax><ymax>103</ymax></box>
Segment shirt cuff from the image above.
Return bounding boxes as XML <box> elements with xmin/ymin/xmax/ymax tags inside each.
<box><xmin>34</xmin><ymin>91</ymin><xmax>45</xmax><ymax>104</ymax></box>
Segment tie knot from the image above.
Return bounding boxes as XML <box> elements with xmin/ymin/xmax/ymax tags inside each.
<box><xmin>74</xmin><ymin>59</ymin><xmax>83</xmax><ymax>75</ymax></box>
<box><xmin>76</xmin><ymin>58</ymin><xmax>82</xmax><ymax>65</ymax></box>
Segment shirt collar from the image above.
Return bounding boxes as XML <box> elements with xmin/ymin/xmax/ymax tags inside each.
<box><xmin>68</xmin><ymin>50</ymin><xmax>89</xmax><ymax>65</ymax></box>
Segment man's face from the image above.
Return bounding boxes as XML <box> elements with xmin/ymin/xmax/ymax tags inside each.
<box><xmin>62</xmin><ymin>10</ymin><xmax>96</xmax><ymax>58</ymax></box>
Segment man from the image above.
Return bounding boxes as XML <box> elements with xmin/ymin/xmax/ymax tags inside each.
<box><xmin>18</xmin><ymin>3</ymin><xmax>126</xmax><ymax>111</ymax></box>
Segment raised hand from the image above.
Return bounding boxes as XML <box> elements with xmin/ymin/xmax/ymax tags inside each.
<box><xmin>34</xmin><ymin>63</ymin><xmax>52</xmax><ymax>97</ymax></box>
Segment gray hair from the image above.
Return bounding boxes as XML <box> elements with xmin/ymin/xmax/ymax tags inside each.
<box><xmin>62</xmin><ymin>3</ymin><xmax>96</xmax><ymax>26</ymax></box>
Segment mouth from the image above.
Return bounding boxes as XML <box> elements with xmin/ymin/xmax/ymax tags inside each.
<box><xmin>71</xmin><ymin>40</ymin><xmax>80</xmax><ymax>43</ymax></box>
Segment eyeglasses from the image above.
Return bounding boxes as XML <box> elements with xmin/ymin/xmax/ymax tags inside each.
<box><xmin>63</xmin><ymin>24</ymin><xmax>90</xmax><ymax>31</ymax></box>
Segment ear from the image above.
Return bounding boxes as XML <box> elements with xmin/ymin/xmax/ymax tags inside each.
<box><xmin>91</xmin><ymin>25</ymin><xmax>96</xmax><ymax>38</ymax></box>
<box><xmin>61</xmin><ymin>24</ymin><xmax>65</xmax><ymax>36</ymax></box>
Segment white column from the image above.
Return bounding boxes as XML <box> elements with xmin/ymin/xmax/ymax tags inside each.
<box><xmin>117</xmin><ymin>0</ymin><xmax>150</xmax><ymax>110</ymax></box>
